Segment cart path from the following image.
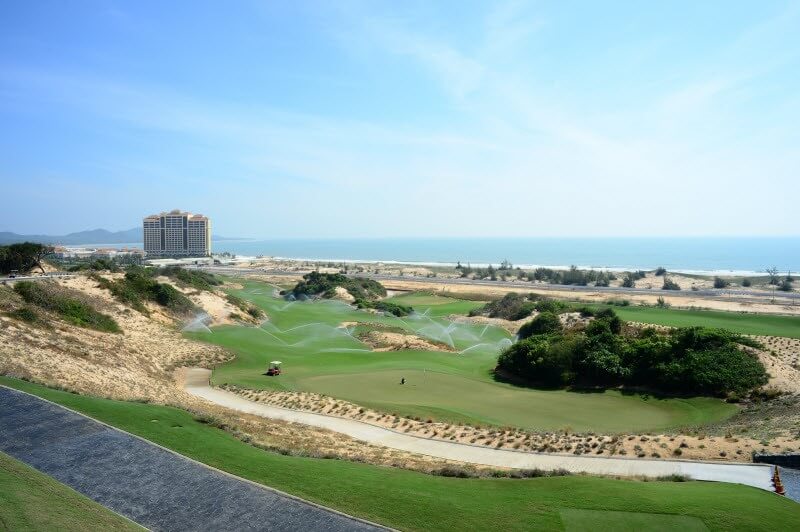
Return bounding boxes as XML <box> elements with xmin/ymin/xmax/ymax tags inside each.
<box><xmin>184</xmin><ymin>368</ymin><xmax>774</xmax><ymax>491</ymax></box>
<box><xmin>0</xmin><ymin>385</ymin><xmax>385</xmax><ymax>532</ymax></box>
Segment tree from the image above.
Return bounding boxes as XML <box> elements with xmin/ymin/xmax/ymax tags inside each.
<box><xmin>741</xmin><ymin>278</ymin><xmax>752</xmax><ymax>287</ymax></box>
<box><xmin>766</xmin><ymin>266</ymin><xmax>780</xmax><ymax>285</ymax></box>
<box><xmin>0</xmin><ymin>242</ymin><xmax>54</xmax><ymax>274</ymax></box>
<box><xmin>655</xmin><ymin>267</ymin><xmax>667</xmax><ymax>276</ymax></box>
<box><xmin>778</xmin><ymin>279</ymin><xmax>793</xmax><ymax>292</ymax></box>
<box><xmin>621</xmin><ymin>274</ymin><xmax>635</xmax><ymax>288</ymax></box>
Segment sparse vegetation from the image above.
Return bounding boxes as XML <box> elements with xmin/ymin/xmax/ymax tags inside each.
<box><xmin>157</xmin><ymin>266</ymin><xmax>222</xmax><ymax>292</ymax></box>
<box><xmin>13</xmin><ymin>281</ymin><xmax>120</xmax><ymax>333</ymax></box>
<box><xmin>95</xmin><ymin>266</ymin><xmax>195</xmax><ymax>315</ymax></box>
<box><xmin>225</xmin><ymin>293</ymin><xmax>265</xmax><ymax>319</ymax></box>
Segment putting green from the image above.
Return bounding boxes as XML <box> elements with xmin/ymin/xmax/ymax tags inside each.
<box><xmin>189</xmin><ymin>280</ymin><xmax>737</xmax><ymax>432</ymax></box>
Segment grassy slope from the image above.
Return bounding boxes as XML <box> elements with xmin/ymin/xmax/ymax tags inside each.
<box><xmin>0</xmin><ymin>451</ymin><xmax>142</xmax><ymax>531</ymax></box>
<box><xmin>604</xmin><ymin>305</ymin><xmax>800</xmax><ymax>338</ymax></box>
<box><xmin>193</xmin><ymin>281</ymin><xmax>736</xmax><ymax>432</ymax></box>
<box><xmin>2</xmin><ymin>377</ymin><xmax>798</xmax><ymax>532</ymax></box>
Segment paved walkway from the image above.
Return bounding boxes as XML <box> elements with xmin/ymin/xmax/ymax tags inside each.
<box><xmin>0</xmin><ymin>386</ymin><xmax>384</xmax><ymax>532</ymax></box>
<box><xmin>185</xmin><ymin>368</ymin><xmax>774</xmax><ymax>491</ymax></box>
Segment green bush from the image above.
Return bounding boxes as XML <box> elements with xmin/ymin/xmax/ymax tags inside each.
<box><xmin>354</xmin><ymin>299</ymin><xmax>413</xmax><ymax>317</ymax></box>
<box><xmin>497</xmin><ymin>335</ymin><xmax>577</xmax><ymax>387</ymax></box>
<box><xmin>518</xmin><ymin>312</ymin><xmax>562</xmax><ymax>339</ymax></box>
<box><xmin>655</xmin><ymin>267</ymin><xmax>667</xmax><ymax>276</ymax></box>
<box><xmin>291</xmin><ymin>272</ymin><xmax>386</xmax><ymax>301</ymax></box>
<box><xmin>498</xmin><ymin>312</ymin><xmax>768</xmax><ymax>397</ymax></box>
<box><xmin>14</xmin><ymin>281</ymin><xmax>120</xmax><ymax>333</ymax></box>
<box><xmin>741</xmin><ymin>278</ymin><xmax>752</xmax><ymax>287</ymax></box>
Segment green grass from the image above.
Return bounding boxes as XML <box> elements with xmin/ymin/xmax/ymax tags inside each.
<box><xmin>187</xmin><ymin>281</ymin><xmax>737</xmax><ymax>433</ymax></box>
<box><xmin>3</xmin><ymin>377</ymin><xmax>798</xmax><ymax>532</ymax></box>
<box><xmin>0</xmin><ymin>450</ymin><xmax>142</xmax><ymax>531</ymax></box>
<box><xmin>603</xmin><ymin>305</ymin><xmax>800</xmax><ymax>338</ymax></box>
<box><xmin>558</xmin><ymin>508</ymin><xmax>709</xmax><ymax>531</ymax></box>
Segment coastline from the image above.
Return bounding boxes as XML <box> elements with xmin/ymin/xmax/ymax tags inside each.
<box><xmin>68</xmin><ymin>237</ymin><xmax>800</xmax><ymax>277</ymax></box>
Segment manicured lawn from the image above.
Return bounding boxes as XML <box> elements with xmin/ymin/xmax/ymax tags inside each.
<box><xmin>3</xmin><ymin>378</ymin><xmax>798</xmax><ymax>532</ymax></box>
<box><xmin>603</xmin><ymin>305</ymin><xmax>800</xmax><ymax>338</ymax></box>
<box><xmin>190</xmin><ymin>281</ymin><xmax>737</xmax><ymax>432</ymax></box>
<box><xmin>0</xmin><ymin>450</ymin><xmax>142</xmax><ymax>531</ymax></box>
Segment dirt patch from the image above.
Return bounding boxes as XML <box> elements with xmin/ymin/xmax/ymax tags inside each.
<box><xmin>449</xmin><ymin>314</ymin><xmax>525</xmax><ymax>334</ymax></box>
<box><xmin>358</xmin><ymin>329</ymin><xmax>455</xmax><ymax>352</ymax></box>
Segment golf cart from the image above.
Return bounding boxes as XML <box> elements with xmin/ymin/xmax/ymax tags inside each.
<box><xmin>266</xmin><ymin>360</ymin><xmax>282</xmax><ymax>376</ymax></box>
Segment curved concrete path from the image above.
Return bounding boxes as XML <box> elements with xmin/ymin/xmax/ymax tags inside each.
<box><xmin>185</xmin><ymin>368</ymin><xmax>773</xmax><ymax>491</ymax></box>
<box><xmin>0</xmin><ymin>385</ymin><xmax>385</xmax><ymax>532</ymax></box>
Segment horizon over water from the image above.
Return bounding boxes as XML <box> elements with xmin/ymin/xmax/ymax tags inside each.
<box><xmin>206</xmin><ymin>236</ymin><xmax>799</xmax><ymax>275</ymax></box>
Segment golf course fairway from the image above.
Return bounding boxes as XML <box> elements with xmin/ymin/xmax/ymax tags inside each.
<box><xmin>187</xmin><ymin>280</ymin><xmax>737</xmax><ymax>432</ymax></box>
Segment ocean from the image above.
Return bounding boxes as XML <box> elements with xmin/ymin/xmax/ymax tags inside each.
<box><xmin>204</xmin><ymin>237</ymin><xmax>800</xmax><ymax>275</ymax></box>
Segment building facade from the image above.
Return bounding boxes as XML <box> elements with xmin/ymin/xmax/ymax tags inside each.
<box><xmin>142</xmin><ymin>210</ymin><xmax>211</xmax><ymax>257</ymax></box>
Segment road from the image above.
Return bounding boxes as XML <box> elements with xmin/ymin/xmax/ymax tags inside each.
<box><xmin>0</xmin><ymin>385</ymin><xmax>385</xmax><ymax>532</ymax></box>
<box><xmin>0</xmin><ymin>272</ymin><xmax>74</xmax><ymax>284</ymax></box>
<box><xmin>184</xmin><ymin>368</ymin><xmax>774</xmax><ymax>491</ymax></box>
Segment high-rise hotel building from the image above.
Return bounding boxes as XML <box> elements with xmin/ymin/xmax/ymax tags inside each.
<box><xmin>142</xmin><ymin>210</ymin><xmax>211</xmax><ymax>257</ymax></box>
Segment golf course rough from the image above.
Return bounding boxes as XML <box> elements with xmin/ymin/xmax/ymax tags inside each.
<box><xmin>189</xmin><ymin>280</ymin><xmax>738</xmax><ymax>433</ymax></box>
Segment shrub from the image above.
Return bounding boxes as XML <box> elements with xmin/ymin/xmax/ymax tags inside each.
<box><xmin>621</xmin><ymin>275</ymin><xmax>635</xmax><ymax>288</ymax></box>
<box><xmin>655</xmin><ymin>267</ymin><xmax>667</xmax><ymax>276</ymax></box>
<box><xmin>97</xmin><ymin>266</ymin><xmax>195</xmax><ymax>315</ymax></box>
<box><xmin>518</xmin><ymin>312</ymin><xmax>562</xmax><ymax>339</ymax></box>
<box><xmin>14</xmin><ymin>281</ymin><xmax>120</xmax><ymax>333</ymax></box>
<box><xmin>292</xmin><ymin>272</ymin><xmax>386</xmax><ymax>301</ymax></box>
<box><xmin>158</xmin><ymin>266</ymin><xmax>221</xmax><ymax>291</ymax></box>
<box><xmin>473</xmin><ymin>293</ymin><xmax>537</xmax><ymax>321</ymax></box>
<box><xmin>498</xmin><ymin>315</ymin><xmax>767</xmax><ymax>397</ymax></box>
<box><xmin>778</xmin><ymin>279</ymin><xmax>793</xmax><ymax>292</ymax></box>
<box><xmin>741</xmin><ymin>278</ymin><xmax>752</xmax><ymax>287</ymax></box>
<box><xmin>713</xmin><ymin>277</ymin><xmax>730</xmax><ymax>289</ymax></box>
<box><xmin>661</xmin><ymin>277</ymin><xmax>680</xmax><ymax>290</ymax></box>
<box><xmin>497</xmin><ymin>335</ymin><xmax>576</xmax><ymax>387</ymax></box>
<box><xmin>10</xmin><ymin>306</ymin><xmax>39</xmax><ymax>323</ymax></box>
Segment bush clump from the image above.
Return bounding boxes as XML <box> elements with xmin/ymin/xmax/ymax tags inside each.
<box><xmin>469</xmin><ymin>292</ymin><xmax>538</xmax><ymax>321</ymax></box>
<box><xmin>517</xmin><ymin>312</ymin><xmax>562</xmax><ymax>339</ymax></box>
<box><xmin>97</xmin><ymin>266</ymin><xmax>195</xmax><ymax>315</ymax></box>
<box><xmin>289</xmin><ymin>272</ymin><xmax>386</xmax><ymax>301</ymax></box>
<box><xmin>497</xmin><ymin>309</ymin><xmax>767</xmax><ymax>396</ymax></box>
<box><xmin>225</xmin><ymin>293</ymin><xmax>265</xmax><ymax>319</ymax></box>
<box><xmin>661</xmin><ymin>277</ymin><xmax>681</xmax><ymax>291</ymax></box>
<box><xmin>157</xmin><ymin>266</ymin><xmax>221</xmax><ymax>292</ymax></box>
<box><xmin>14</xmin><ymin>281</ymin><xmax>120</xmax><ymax>333</ymax></box>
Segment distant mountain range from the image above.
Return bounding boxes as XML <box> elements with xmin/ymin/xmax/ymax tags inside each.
<box><xmin>0</xmin><ymin>228</ymin><xmax>245</xmax><ymax>245</ymax></box>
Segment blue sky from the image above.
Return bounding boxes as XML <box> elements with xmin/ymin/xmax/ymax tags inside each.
<box><xmin>1</xmin><ymin>1</ymin><xmax>798</xmax><ymax>238</ymax></box>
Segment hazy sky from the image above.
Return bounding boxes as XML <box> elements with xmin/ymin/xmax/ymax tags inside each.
<box><xmin>1</xmin><ymin>1</ymin><xmax>798</xmax><ymax>238</ymax></box>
